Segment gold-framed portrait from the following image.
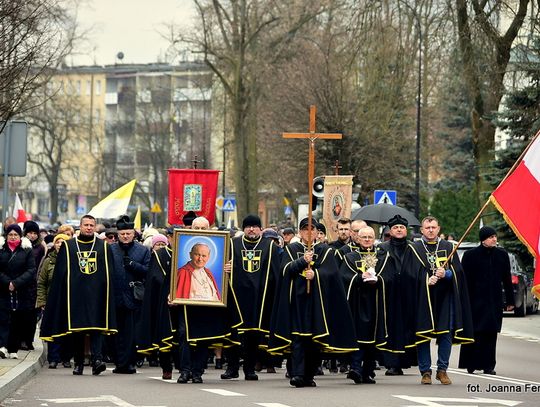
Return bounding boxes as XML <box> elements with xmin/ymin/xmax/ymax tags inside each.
<box><xmin>170</xmin><ymin>229</ymin><xmax>230</xmax><ymax>307</ymax></box>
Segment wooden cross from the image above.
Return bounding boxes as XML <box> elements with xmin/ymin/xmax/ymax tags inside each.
<box><xmin>333</xmin><ymin>159</ymin><xmax>342</xmax><ymax>175</ymax></box>
<box><xmin>282</xmin><ymin>105</ymin><xmax>342</xmax><ymax>293</ymax></box>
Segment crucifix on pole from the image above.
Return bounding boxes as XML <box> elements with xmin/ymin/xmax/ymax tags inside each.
<box><xmin>282</xmin><ymin>105</ymin><xmax>342</xmax><ymax>293</ymax></box>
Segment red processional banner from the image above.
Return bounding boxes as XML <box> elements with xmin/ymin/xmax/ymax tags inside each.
<box><xmin>168</xmin><ymin>169</ymin><xmax>220</xmax><ymax>226</ymax></box>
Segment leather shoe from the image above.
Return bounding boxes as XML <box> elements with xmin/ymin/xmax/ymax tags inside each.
<box><xmin>467</xmin><ymin>368</ymin><xmax>475</xmax><ymax>374</ymax></box>
<box><xmin>177</xmin><ymin>372</ymin><xmax>190</xmax><ymax>383</ymax></box>
<box><xmin>73</xmin><ymin>364</ymin><xmax>84</xmax><ymax>375</ymax></box>
<box><xmin>49</xmin><ymin>361</ymin><xmax>58</xmax><ymax>369</ymax></box>
<box><xmin>362</xmin><ymin>376</ymin><xmax>376</xmax><ymax>384</ymax></box>
<box><xmin>346</xmin><ymin>369</ymin><xmax>362</xmax><ymax>384</ymax></box>
<box><xmin>245</xmin><ymin>372</ymin><xmax>258</xmax><ymax>381</ymax></box>
<box><xmin>112</xmin><ymin>365</ymin><xmax>136</xmax><ymax>374</ymax></box>
<box><xmin>220</xmin><ymin>369</ymin><xmax>239</xmax><ymax>379</ymax></box>
<box><xmin>192</xmin><ymin>375</ymin><xmax>203</xmax><ymax>384</ymax></box>
<box><xmin>305</xmin><ymin>379</ymin><xmax>317</xmax><ymax>387</ymax></box>
<box><xmin>385</xmin><ymin>367</ymin><xmax>403</xmax><ymax>376</ymax></box>
<box><xmin>290</xmin><ymin>376</ymin><xmax>305</xmax><ymax>388</ymax></box>
<box><xmin>483</xmin><ymin>369</ymin><xmax>496</xmax><ymax>375</ymax></box>
<box><xmin>436</xmin><ymin>370</ymin><xmax>452</xmax><ymax>385</ymax></box>
<box><xmin>92</xmin><ymin>360</ymin><xmax>107</xmax><ymax>376</ymax></box>
<box><xmin>162</xmin><ymin>371</ymin><xmax>172</xmax><ymax>380</ymax></box>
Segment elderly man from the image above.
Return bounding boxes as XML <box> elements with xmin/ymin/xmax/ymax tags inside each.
<box><xmin>459</xmin><ymin>226</ymin><xmax>514</xmax><ymax>376</ymax></box>
<box><xmin>341</xmin><ymin>226</ymin><xmax>385</xmax><ymax>384</ymax></box>
<box><xmin>221</xmin><ymin>214</ymin><xmax>280</xmax><ymax>381</ymax></box>
<box><xmin>410</xmin><ymin>216</ymin><xmax>473</xmax><ymax>385</ymax></box>
<box><xmin>176</xmin><ymin>243</ymin><xmax>220</xmax><ymax>300</ymax></box>
<box><xmin>40</xmin><ymin>215</ymin><xmax>117</xmax><ymax>376</ymax></box>
<box><xmin>110</xmin><ymin>215</ymin><xmax>151</xmax><ymax>374</ymax></box>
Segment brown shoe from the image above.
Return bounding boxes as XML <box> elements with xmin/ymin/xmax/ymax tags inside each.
<box><xmin>162</xmin><ymin>371</ymin><xmax>172</xmax><ymax>380</ymax></box>
<box><xmin>421</xmin><ymin>371</ymin><xmax>432</xmax><ymax>385</ymax></box>
<box><xmin>436</xmin><ymin>370</ymin><xmax>452</xmax><ymax>385</ymax></box>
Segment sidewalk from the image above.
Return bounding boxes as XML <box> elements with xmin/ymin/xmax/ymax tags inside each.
<box><xmin>0</xmin><ymin>335</ymin><xmax>46</xmax><ymax>402</ymax></box>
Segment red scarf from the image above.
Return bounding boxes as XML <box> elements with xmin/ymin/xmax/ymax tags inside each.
<box><xmin>7</xmin><ymin>239</ymin><xmax>21</xmax><ymax>252</ymax></box>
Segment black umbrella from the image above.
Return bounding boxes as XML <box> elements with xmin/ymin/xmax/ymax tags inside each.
<box><xmin>351</xmin><ymin>203</ymin><xmax>420</xmax><ymax>226</ymax></box>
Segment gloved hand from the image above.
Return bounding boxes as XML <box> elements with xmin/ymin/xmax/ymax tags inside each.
<box><xmin>123</xmin><ymin>256</ymin><xmax>133</xmax><ymax>270</ymax></box>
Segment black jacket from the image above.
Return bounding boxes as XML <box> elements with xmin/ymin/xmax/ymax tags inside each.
<box><xmin>461</xmin><ymin>244</ymin><xmax>514</xmax><ymax>332</ymax></box>
<box><xmin>0</xmin><ymin>238</ymin><xmax>37</xmax><ymax>310</ymax></box>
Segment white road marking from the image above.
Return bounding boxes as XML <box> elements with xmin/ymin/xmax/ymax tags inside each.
<box><xmin>201</xmin><ymin>389</ymin><xmax>247</xmax><ymax>396</ymax></box>
<box><xmin>254</xmin><ymin>404</ymin><xmax>293</xmax><ymax>407</ymax></box>
<box><xmin>394</xmin><ymin>395</ymin><xmax>521</xmax><ymax>406</ymax></box>
<box><xmin>148</xmin><ymin>376</ymin><xmax>177</xmax><ymax>383</ymax></box>
<box><xmin>39</xmin><ymin>395</ymin><xmax>165</xmax><ymax>407</ymax></box>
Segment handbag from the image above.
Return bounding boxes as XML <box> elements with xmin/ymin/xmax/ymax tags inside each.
<box><xmin>129</xmin><ymin>281</ymin><xmax>145</xmax><ymax>301</ymax></box>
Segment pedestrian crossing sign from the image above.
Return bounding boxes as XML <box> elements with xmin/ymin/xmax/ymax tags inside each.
<box><xmin>374</xmin><ymin>190</ymin><xmax>397</xmax><ymax>205</ymax></box>
<box><xmin>222</xmin><ymin>198</ymin><xmax>236</xmax><ymax>212</ymax></box>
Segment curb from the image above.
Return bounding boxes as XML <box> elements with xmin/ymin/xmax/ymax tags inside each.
<box><xmin>0</xmin><ymin>336</ymin><xmax>46</xmax><ymax>402</ymax></box>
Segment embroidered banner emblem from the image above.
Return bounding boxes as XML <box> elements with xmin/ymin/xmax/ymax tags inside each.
<box><xmin>183</xmin><ymin>184</ymin><xmax>202</xmax><ymax>211</ymax></box>
<box><xmin>77</xmin><ymin>251</ymin><xmax>97</xmax><ymax>275</ymax></box>
<box><xmin>242</xmin><ymin>249</ymin><xmax>262</xmax><ymax>273</ymax></box>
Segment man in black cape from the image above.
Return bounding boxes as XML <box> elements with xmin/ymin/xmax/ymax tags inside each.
<box><xmin>458</xmin><ymin>226</ymin><xmax>514</xmax><ymax>375</ymax></box>
<box><xmin>137</xmin><ymin>243</ymin><xmax>177</xmax><ymax>380</ymax></box>
<box><xmin>340</xmin><ymin>225</ymin><xmax>387</xmax><ymax>384</ymax></box>
<box><xmin>409</xmin><ymin>216</ymin><xmax>474</xmax><ymax>385</ymax></box>
<box><xmin>40</xmin><ymin>215</ymin><xmax>116</xmax><ymax>376</ymax></box>
<box><xmin>220</xmin><ymin>214</ymin><xmax>280</xmax><ymax>381</ymax></box>
<box><xmin>376</xmin><ymin>215</ymin><xmax>418</xmax><ymax>376</ymax></box>
<box><xmin>268</xmin><ymin>217</ymin><xmax>357</xmax><ymax>388</ymax></box>
<box><xmin>147</xmin><ymin>216</ymin><xmax>241</xmax><ymax>384</ymax></box>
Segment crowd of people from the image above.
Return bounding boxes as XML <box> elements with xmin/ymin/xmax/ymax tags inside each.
<box><xmin>0</xmin><ymin>211</ymin><xmax>516</xmax><ymax>388</ymax></box>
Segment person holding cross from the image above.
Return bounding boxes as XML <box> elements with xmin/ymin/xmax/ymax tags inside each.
<box><xmin>268</xmin><ymin>217</ymin><xmax>357</xmax><ymax>388</ymax></box>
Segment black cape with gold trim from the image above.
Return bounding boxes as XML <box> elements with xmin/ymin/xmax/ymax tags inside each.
<box><xmin>410</xmin><ymin>239</ymin><xmax>474</xmax><ymax>345</ymax></box>
<box><xmin>230</xmin><ymin>236</ymin><xmax>279</xmax><ymax>333</ymax></box>
<box><xmin>268</xmin><ymin>241</ymin><xmax>357</xmax><ymax>355</ymax></box>
<box><xmin>375</xmin><ymin>240</ymin><xmax>417</xmax><ymax>353</ymax></box>
<box><xmin>137</xmin><ymin>247</ymin><xmax>177</xmax><ymax>354</ymax></box>
<box><xmin>340</xmin><ymin>248</ymin><xmax>387</xmax><ymax>347</ymax></box>
<box><xmin>40</xmin><ymin>236</ymin><xmax>117</xmax><ymax>341</ymax></box>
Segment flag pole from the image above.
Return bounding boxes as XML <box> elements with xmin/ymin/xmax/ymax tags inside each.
<box><xmin>443</xmin><ymin>129</ymin><xmax>540</xmax><ymax>267</ymax></box>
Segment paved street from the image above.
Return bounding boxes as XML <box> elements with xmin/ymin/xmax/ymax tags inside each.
<box><xmin>1</xmin><ymin>314</ymin><xmax>539</xmax><ymax>407</ymax></box>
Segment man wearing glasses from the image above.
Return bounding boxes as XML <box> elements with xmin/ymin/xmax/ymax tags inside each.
<box><xmin>329</xmin><ymin>218</ymin><xmax>352</xmax><ymax>250</ymax></box>
<box><xmin>341</xmin><ymin>226</ymin><xmax>384</xmax><ymax>384</ymax></box>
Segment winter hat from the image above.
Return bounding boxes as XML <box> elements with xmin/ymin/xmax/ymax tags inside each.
<box><xmin>479</xmin><ymin>226</ymin><xmax>497</xmax><ymax>242</ymax></box>
<box><xmin>151</xmin><ymin>234</ymin><xmax>169</xmax><ymax>247</ymax></box>
<box><xmin>5</xmin><ymin>224</ymin><xmax>23</xmax><ymax>237</ymax></box>
<box><xmin>262</xmin><ymin>228</ymin><xmax>280</xmax><ymax>240</ymax></box>
<box><xmin>182</xmin><ymin>211</ymin><xmax>197</xmax><ymax>227</ymax></box>
<box><xmin>299</xmin><ymin>217</ymin><xmax>316</xmax><ymax>230</ymax></box>
<box><xmin>316</xmin><ymin>222</ymin><xmax>327</xmax><ymax>235</ymax></box>
<box><xmin>53</xmin><ymin>233</ymin><xmax>70</xmax><ymax>244</ymax></box>
<box><xmin>242</xmin><ymin>214</ymin><xmax>262</xmax><ymax>229</ymax></box>
<box><xmin>23</xmin><ymin>220</ymin><xmax>40</xmax><ymax>235</ymax></box>
<box><xmin>387</xmin><ymin>215</ymin><xmax>408</xmax><ymax>228</ymax></box>
<box><xmin>116</xmin><ymin>215</ymin><xmax>134</xmax><ymax>230</ymax></box>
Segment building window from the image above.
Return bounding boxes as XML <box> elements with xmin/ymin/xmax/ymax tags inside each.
<box><xmin>86</xmin><ymin>80</ymin><xmax>91</xmax><ymax>96</ymax></box>
<box><xmin>38</xmin><ymin>198</ymin><xmax>49</xmax><ymax>216</ymax></box>
<box><xmin>76</xmin><ymin>80</ymin><xmax>81</xmax><ymax>95</ymax></box>
<box><xmin>96</xmin><ymin>80</ymin><xmax>102</xmax><ymax>95</ymax></box>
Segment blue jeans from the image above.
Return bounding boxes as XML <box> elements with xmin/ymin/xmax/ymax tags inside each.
<box><xmin>417</xmin><ymin>333</ymin><xmax>452</xmax><ymax>373</ymax></box>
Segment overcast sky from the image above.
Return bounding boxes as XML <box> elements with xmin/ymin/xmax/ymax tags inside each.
<box><xmin>71</xmin><ymin>0</ymin><xmax>195</xmax><ymax>66</ymax></box>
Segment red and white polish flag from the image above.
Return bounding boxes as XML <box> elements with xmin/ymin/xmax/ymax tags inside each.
<box><xmin>12</xmin><ymin>193</ymin><xmax>27</xmax><ymax>223</ymax></box>
<box><xmin>491</xmin><ymin>136</ymin><xmax>540</xmax><ymax>299</ymax></box>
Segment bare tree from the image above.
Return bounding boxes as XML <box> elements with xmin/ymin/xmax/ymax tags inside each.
<box><xmin>25</xmin><ymin>87</ymin><xmax>90</xmax><ymax>223</ymax></box>
<box><xmin>0</xmin><ymin>0</ymin><xmax>79</xmax><ymax>128</ymax></box>
<box><xmin>171</xmin><ymin>0</ymin><xmax>327</xmax><ymax>219</ymax></box>
<box><xmin>455</xmin><ymin>0</ymin><xmax>530</xmax><ymax>206</ymax></box>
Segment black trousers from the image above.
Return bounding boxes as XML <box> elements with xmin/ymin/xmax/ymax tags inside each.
<box><xmin>177</xmin><ymin>313</ymin><xmax>207</xmax><ymax>377</ymax></box>
<box><xmin>291</xmin><ymin>336</ymin><xmax>320</xmax><ymax>380</ymax></box>
<box><xmin>226</xmin><ymin>331</ymin><xmax>260</xmax><ymax>374</ymax></box>
<box><xmin>73</xmin><ymin>332</ymin><xmax>103</xmax><ymax>365</ymax></box>
<box><xmin>115</xmin><ymin>307</ymin><xmax>137</xmax><ymax>368</ymax></box>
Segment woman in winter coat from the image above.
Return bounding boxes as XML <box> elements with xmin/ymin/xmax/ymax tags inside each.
<box><xmin>0</xmin><ymin>224</ymin><xmax>36</xmax><ymax>359</ymax></box>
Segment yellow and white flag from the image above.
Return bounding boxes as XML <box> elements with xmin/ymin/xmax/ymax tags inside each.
<box><xmin>88</xmin><ymin>179</ymin><xmax>136</xmax><ymax>219</ymax></box>
<box><xmin>134</xmin><ymin>205</ymin><xmax>142</xmax><ymax>231</ymax></box>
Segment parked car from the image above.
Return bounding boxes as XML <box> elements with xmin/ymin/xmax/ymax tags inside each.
<box><xmin>455</xmin><ymin>242</ymin><xmax>538</xmax><ymax>317</ymax></box>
